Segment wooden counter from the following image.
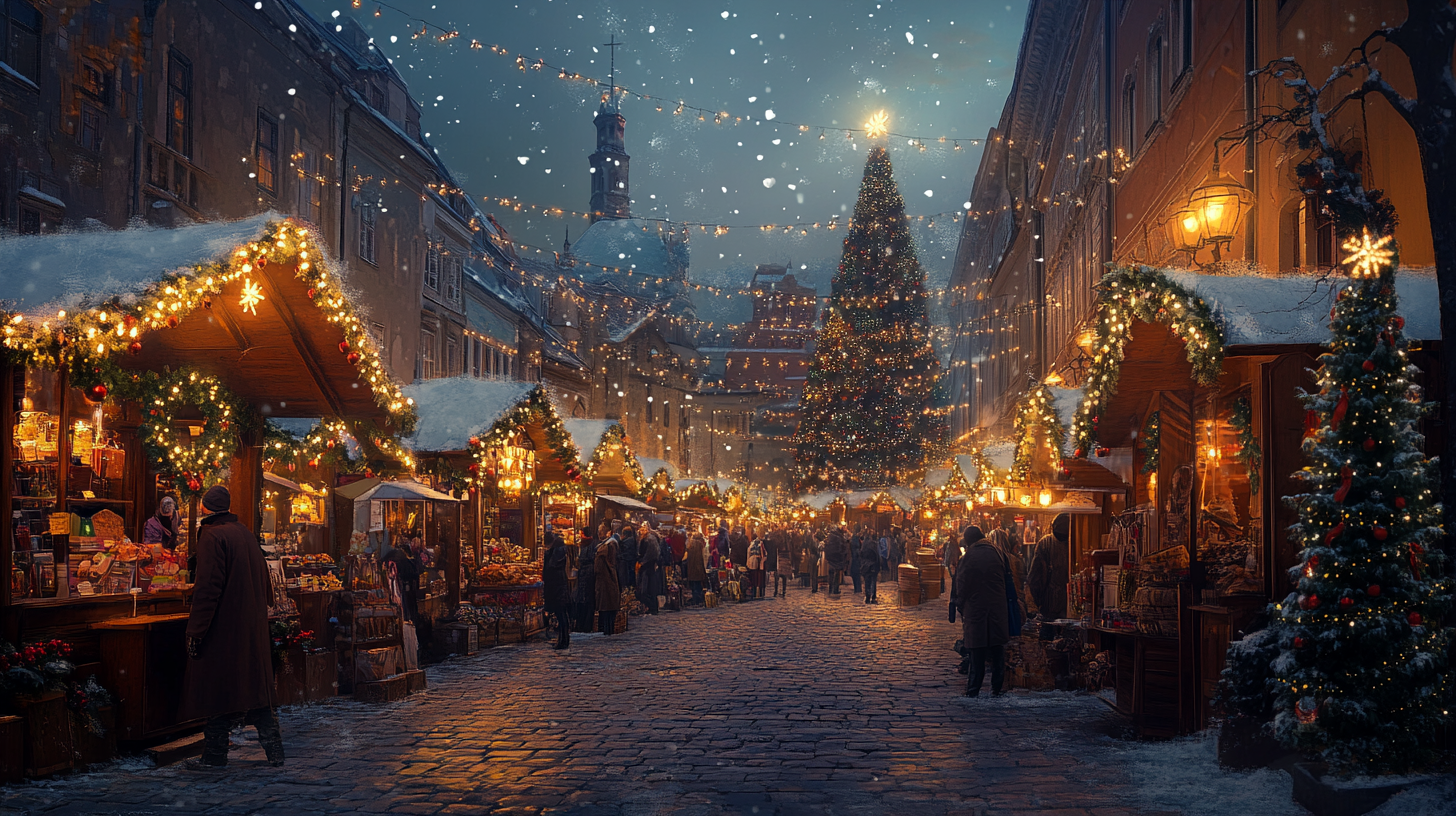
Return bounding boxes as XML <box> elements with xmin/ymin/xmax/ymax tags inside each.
<box><xmin>91</xmin><ymin>612</ymin><xmax>199</xmax><ymax>742</ymax></box>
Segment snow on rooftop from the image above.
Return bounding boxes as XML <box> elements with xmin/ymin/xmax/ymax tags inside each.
<box><xmin>953</xmin><ymin>454</ymin><xmax>980</xmax><ymax>487</ymax></box>
<box><xmin>636</xmin><ymin>456</ymin><xmax>677</xmax><ymax>480</ymax></box>
<box><xmin>268</xmin><ymin>418</ymin><xmax>322</xmax><ymax>438</ymax></box>
<box><xmin>571</xmin><ymin>218</ymin><xmax>685</xmax><ymax>281</ymax></box>
<box><xmin>1163</xmin><ymin>267</ymin><xmax>1439</xmax><ymax>346</ymax></box>
<box><xmin>796</xmin><ymin>491</ymin><xmax>842</xmax><ymax>510</ymax></box>
<box><xmin>924</xmin><ymin>467</ymin><xmax>951</xmax><ymax>490</ymax></box>
<box><xmin>402</xmin><ymin>377</ymin><xmax>535</xmax><ymax>452</ymax></box>
<box><xmin>983</xmin><ymin>442</ymin><xmax>1016</xmax><ymax>473</ymax></box>
<box><xmin>0</xmin><ymin>212</ymin><xmax>278</xmax><ymax>316</ymax></box>
<box><xmin>563</xmin><ymin>418</ymin><xmax>618</xmax><ymax>464</ymax></box>
<box><xmin>1050</xmin><ymin>386</ymin><xmax>1085</xmax><ymax>457</ymax></box>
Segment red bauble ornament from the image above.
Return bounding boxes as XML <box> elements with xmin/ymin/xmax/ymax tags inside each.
<box><xmin>468</xmin><ymin>436</ymin><xmax>480</xmax><ymax>447</ymax></box>
<box><xmin>1363</xmin><ymin>438</ymin><xmax>1376</xmax><ymax>451</ymax></box>
<box><xmin>308</xmin><ymin>458</ymin><xmax>320</xmax><ymax>469</ymax></box>
<box><xmin>1096</xmin><ymin>446</ymin><xmax>1111</xmax><ymax>458</ymax></box>
<box><xmin>187</xmin><ymin>478</ymin><xmax>201</xmax><ymax>492</ymax></box>
<box><xmin>1339</xmin><ymin>597</ymin><xmax>1354</xmax><ymax>608</ymax></box>
<box><xmin>1367</xmin><ymin>585</ymin><xmax>1381</xmax><ymax>597</ymax></box>
<box><xmin>256</xmin><ymin>256</ymin><xmax>268</xmax><ymax>268</ymax></box>
<box><xmin>1373</xmin><ymin>525</ymin><xmax>1388</xmax><ymax>541</ymax></box>
<box><xmin>1395</xmin><ymin>497</ymin><xmax>1407</xmax><ymax>509</ymax></box>
<box><xmin>124</xmin><ymin>314</ymin><xmax>137</xmax><ymax>328</ymax></box>
<box><xmin>166</xmin><ymin>315</ymin><xmax>179</xmax><ymax>329</ymax></box>
<box><xmin>1392</xmin><ymin>315</ymin><xmax>1405</xmax><ymax>330</ymax></box>
<box><xmin>339</xmin><ymin>340</ymin><xmax>350</xmax><ymax>354</ymax></box>
<box><xmin>1409</xmin><ymin>612</ymin><xmax>1423</xmax><ymax>626</ymax></box>
<box><xmin>83</xmin><ymin>383</ymin><xmax>108</xmax><ymax>403</ymax></box>
<box><xmin>307</xmin><ymin>288</ymin><xmax>317</xmax><ymax>299</ymax></box>
<box><xmin>1293</xmin><ymin>636</ymin><xmax>1306</xmax><ymax>649</ymax></box>
<box><xmin>347</xmin><ymin>352</ymin><xmax>360</xmax><ymax>365</ymax></box>
<box><xmin>1362</xmin><ymin>360</ymin><xmax>1375</xmax><ymax>372</ymax></box>
<box><xmin>287</xmin><ymin>462</ymin><xmax>296</xmax><ymax>473</ymax></box>
<box><xmin>1307</xmin><ymin>594</ymin><xmax>1321</xmax><ymax>610</ymax></box>
<box><xmin>128</xmin><ymin>341</ymin><xmax>142</xmax><ymax>356</ymax></box>
<box><xmin>1074</xmin><ymin>448</ymin><xmax>1086</xmax><ymax>459</ymax></box>
<box><xmin>364</xmin><ymin>468</ymin><xmax>374</xmax><ymax>478</ymax></box>
<box><xmin>149</xmin><ymin>408</ymin><xmax>160</xmax><ymax>417</ymax></box>
<box><xmin>326</xmin><ymin>440</ymin><xmax>336</xmax><ymax>449</ymax></box>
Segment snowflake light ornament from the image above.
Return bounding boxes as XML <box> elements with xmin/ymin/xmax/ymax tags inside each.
<box><xmin>1340</xmin><ymin>227</ymin><xmax>1394</xmax><ymax>279</ymax></box>
<box><xmin>864</xmin><ymin>110</ymin><xmax>889</xmax><ymax>140</ymax></box>
<box><xmin>239</xmin><ymin>278</ymin><xmax>265</xmax><ymax>315</ymax></box>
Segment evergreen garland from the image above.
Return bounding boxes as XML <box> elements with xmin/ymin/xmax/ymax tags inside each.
<box><xmin>1229</xmin><ymin>397</ymin><xmax>1262</xmax><ymax>494</ymax></box>
<box><xmin>1011</xmin><ymin>384</ymin><xmax>1067</xmax><ymax>484</ymax></box>
<box><xmin>1139</xmin><ymin>411</ymin><xmax>1161</xmax><ymax>475</ymax></box>
<box><xmin>1070</xmin><ymin>265</ymin><xmax>1225</xmax><ymax>457</ymax></box>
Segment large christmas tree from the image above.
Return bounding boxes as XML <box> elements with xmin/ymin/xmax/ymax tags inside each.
<box><xmin>1271</xmin><ymin>215</ymin><xmax>1452</xmax><ymax>771</ymax></box>
<box><xmin>793</xmin><ymin>145</ymin><xmax>948</xmax><ymax>490</ymax></box>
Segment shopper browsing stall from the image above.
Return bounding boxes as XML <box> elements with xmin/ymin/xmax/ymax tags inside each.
<box><xmin>180</xmin><ymin>486</ymin><xmax>284</xmax><ymax>768</ymax></box>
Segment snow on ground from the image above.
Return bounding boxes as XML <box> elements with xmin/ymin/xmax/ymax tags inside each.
<box><xmin>1111</xmin><ymin>730</ymin><xmax>1307</xmax><ymax>816</ymax></box>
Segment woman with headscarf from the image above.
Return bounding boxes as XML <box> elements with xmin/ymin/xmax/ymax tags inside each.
<box><xmin>144</xmin><ymin>495</ymin><xmax>180</xmax><ymax>550</ymax></box>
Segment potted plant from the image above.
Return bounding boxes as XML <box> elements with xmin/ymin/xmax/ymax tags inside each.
<box><xmin>1</xmin><ymin>640</ymin><xmax>79</xmax><ymax>776</ymax></box>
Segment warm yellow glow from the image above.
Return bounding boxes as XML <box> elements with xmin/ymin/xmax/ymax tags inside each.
<box><xmin>1019</xmin><ymin>494</ymin><xmax>1032</xmax><ymax>507</ymax></box>
<box><xmin>1038</xmin><ymin>490</ymin><xmax>1052</xmax><ymax>507</ymax></box>
<box><xmin>1043</xmin><ymin>370</ymin><xmax>1064</xmax><ymax>386</ymax></box>
<box><xmin>1341</xmin><ymin>228</ymin><xmax>1395</xmax><ymax>279</ymax></box>
<box><xmin>1203</xmin><ymin>201</ymin><xmax>1225</xmax><ymax>226</ymax></box>
<box><xmin>864</xmin><ymin>110</ymin><xmax>890</xmax><ymax>139</ymax></box>
<box><xmin>239</xmin><ymin>278</ymin><xmax>265</xmax><ymax>315</ymax></box>
<box><xmin>1148</xmin><ymin>472</ymin><xmax>1158</xmax><ymax>500</ymax></box>
<box><xmin>964</xmin><ymin>499</ymin><xmax>974</xmax><ymax>511</ymax></box>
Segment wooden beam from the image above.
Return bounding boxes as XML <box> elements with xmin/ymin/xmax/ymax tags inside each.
<box><xmin>252</xmin><ymin>272</ymin><xmax>346</xmax><ymax>417</ymax></box>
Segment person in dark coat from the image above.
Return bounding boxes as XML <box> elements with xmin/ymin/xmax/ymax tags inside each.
<box><xmin>180</xmin><ymin>485</ymin><xmax>282</xmax><ymax>768</ymax></box>
<box><xmin>849</xmin><ymin>526</ymin><xmax>864</xmax><ymax>595</ymax></box>
<box><xmin>1028</xmin><ymin>513</ymin><xmax>1070</xmax><ymax>620</ymax></box>
<box><xmin>728</xmin><ymin>526</ymin><xmax>750</xmax><ymax>568</ymax></box>
<box><xmin>573</xmin><ymin>529</ymin><xmax>598</xmax><ymax>632</ymax></box>
<box><xmin>617</xmin><ymin>523</ymin><xmax>638</xmax><ymax>594</ymax></box>
<box><xmin>825</xmin><ymin>527</ymin><xmax>850</xmax><ymax>596</ymax></box>
<box><xmin>954</xmin><ymin>525</ymin><xmax>1010</xmax><ymax>697</ymax></box>
<box><xmin>684</xmin><ymin>532</ymin><xmax>708</xmax><ymax>605</ymax></box>
<box><xmin>859</xmin><ymin>532</ymin><xmax>882</xmax><ymax>604</ymax></box>
<box><xmin>636</xmin><ymin>525</ymin><xmax>664</xmax><ymax>614</ymax></box>
<box><xmin>595</xmin><ymin>523</ymin><xmax>622</xmax><ymax>635</ymax></box>
<box><xmin>543</xmin><ymin>532</ymin><xmax>572</xmax><ymax>649</ymax></box>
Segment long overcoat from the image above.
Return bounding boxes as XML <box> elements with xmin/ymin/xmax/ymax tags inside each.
<box><xmin>180</xmin><ymin>512</ymin><xmax>274</xmax><ymax>720</ymax></box>
<box><xmin>684</xmin><ymin>534</ymin><xmax>709</xmax><ymax>582</ymax></box>
<box><xmin>955</xmin><ymin>539</ymin><xmax>1010</xmax><ymax>649</ymax></box>
<box><xmin>574</xmin><ymin>537</ymin><xmax>598</xmax><ymax>609</ymax></box>
<box><xmin>636</xmin><ymin>533</ymin><xmax>665</xmax><ymax>599</ymax></box>
<box><xmin>542</xmin><ymin>538</ymin><xmax>571</xmax><ymax>610</ymax></box>
<box><xmin>595</xmin><ymin>536</ymin><xmax>622</xmax><ymax>612</ymax></box>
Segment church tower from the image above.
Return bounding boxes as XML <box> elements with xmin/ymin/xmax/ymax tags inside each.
<box><xmin>589</xmin><ymin>36</ymin><xmax>630</xmax><ymax>222</ymax></box>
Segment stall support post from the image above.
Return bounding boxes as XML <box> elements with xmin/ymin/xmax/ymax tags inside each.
<box><xmin>230</xmin><ymin>431</ymin><xmax>264</xmax><ymax>535</ymax></box>
<box><xmin>447</xmin><ymin>503</ymin><xmax>462</xmax><ymax>609</ymax></box>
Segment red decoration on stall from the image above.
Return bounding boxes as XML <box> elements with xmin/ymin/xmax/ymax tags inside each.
<box><xmin>347</xmin><ymin>352</ymin><xmax>360</xmax><ymax>365</ymax></box>
<box><xmin>307</xmin><ymin>288</ymin><xmax>317</xmax><ymax>299</ymax></box>
<box><xmin>83</xmin><ymin>383</ymin><xmax>108</xmax><ymax>403</ymax></box>
<box><xmin>1340</xmin><ymin>596</ymin><xmax>1354</xmax><ymax>608</ymax></box>
<box><xmin>1330</xmin><ymin>387</ymin><xmax>1349</xmax><ymax>429</ymax></box>
<box><xmin>128</xmin><ymin>341</ymin><xmax>143</xmax><ymax>356</ymax></box>
<box><xmin>338</xmin><ymin>340</ymin><xmax>350</xmax><ymax>354</ymax></box>
<box><xmin>1367</xmin><ymin>585</ymin><xmax>1380</xmax><ymax>597</ymax></box>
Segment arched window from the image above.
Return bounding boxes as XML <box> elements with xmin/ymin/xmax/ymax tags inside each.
<box><xmin>1147</xmin><ymin>36</ymin><xmax>1164</xmax><ymax>128</ymax></box>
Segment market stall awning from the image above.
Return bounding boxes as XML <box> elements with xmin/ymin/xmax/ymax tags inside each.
<box><xmin>636</xmin><ymin>456</ymin><xmax>677</xmax><ymax>479</ymax></box>
<box><xmin>335</xmin><ymin>478</ymin><xmax>459</xmax><ymax>503</ymax></box>
<box><xmin>263</xmin><ymin>471</ymin><xmax>304</xmax><ymax>493</ymax></box>
<box><xmin>0</xmin><ymin>214</ymin><xmax>413</xmax><ymax>427</ymax></box>
<box><xmin>402</xmin><ymin>377</ymin><xmax>535</xmax><ymax>453</ymax></box>
<box><xmin>565</xmin><ymin>419</ymin><xmax>643</xmax><ymax>494</ymax></box>
<box><xmin>597</xmin><ymin>493</ymin><xmax>656</xmax><ymax>512</ymax></box>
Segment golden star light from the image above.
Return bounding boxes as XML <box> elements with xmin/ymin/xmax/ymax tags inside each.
<box><xmin>1341</xmin><ymin>227</ymin><xmax>1395</xmax><ymax>278</ymax></box>
<box><xmin>864</xmin><ymin>110</ymin><xmax>889</xmax><ymax>140</ymax></box>
<box><xmin>239</xmin><ymin>278</ymin><xmax>265</xmax><ymax>315</ymax></box>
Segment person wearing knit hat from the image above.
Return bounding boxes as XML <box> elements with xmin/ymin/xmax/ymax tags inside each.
<box><xmin>180</xmin><ymin>484</ymin><xmax>285</xmax><ymax>768</ymax></box>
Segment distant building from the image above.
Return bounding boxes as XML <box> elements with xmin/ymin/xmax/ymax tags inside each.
<box><xmin>695</xmin><ymin>264</ymin><xmax>818</xmax><ymax>490</ymax></box>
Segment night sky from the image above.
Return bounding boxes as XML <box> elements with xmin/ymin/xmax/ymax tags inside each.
<box><xmin>300</xmin><ymin>0</ymin><xmax>1028</xmax><ymax>321</ymax></box>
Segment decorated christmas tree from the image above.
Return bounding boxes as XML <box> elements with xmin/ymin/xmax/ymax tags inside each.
<box><xmin>793</xmin><ymin>143</ymin><xmax>948</xmax><ymax>490</ymax></box>
<box><xmin>1271</xmin><ymin>214</ymin><xmax>1452</xmax><ymax>771</ymax></box>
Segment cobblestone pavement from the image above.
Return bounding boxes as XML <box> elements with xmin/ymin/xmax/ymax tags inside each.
<box><xmin>5</xmin><ymin>583</ymin><xmax>1158</xmax><ymax>816</ymax></box>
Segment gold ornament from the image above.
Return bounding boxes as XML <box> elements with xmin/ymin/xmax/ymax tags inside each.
<box><xmin>1341</xmin><ymin>228</ymin><xmax>1394</xmax><ymax>279</ymax></box>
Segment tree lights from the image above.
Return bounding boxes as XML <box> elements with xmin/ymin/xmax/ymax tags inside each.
<box><xmin>792</xmin><ymin>146</ymin><xmax>949</xmax><ymax>491</ymax></box>
<box><xmin>1010</xmin><ymin>384</ymin><xmax>1067</xmax><ymax>484</ymax></box>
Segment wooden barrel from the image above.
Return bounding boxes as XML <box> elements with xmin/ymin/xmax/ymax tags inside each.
<box><xmin>897</xmin><ymin>563</ymin><xmax>921</xmax><ymax>606</ymax></box>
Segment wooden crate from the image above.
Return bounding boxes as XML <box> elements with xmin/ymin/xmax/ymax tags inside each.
<box><xmin>273</xmin><ymin>657</ymin><xmax>307</xmax><ymax>707</ymax></box>
<box><xmin>0</xmin><ymin>715</ymin><xmax>23</xmax><ymax>783</ymax></box>
<box><xmin>18</xmin><ymin>692</ymin><xmax>73</xmax><ymax>777</ymax></box>
<box><xmin>303</xmin><ymin>650</ymin><xmax>337</xmax><ymax>702</ymax></box>
<box><xmin>404</xmin><ymin>670</ymin><xmax>428</xmax><ymax>694</ymax></box>
<box><xmin>70</xmin><ymin>706</ymin><xmax>116</xmax><ymax>768</ymax></box>
<box><xmin>353</xmin><ymin>674</ymin><xmax>408</xmax><ymax>704</ymax></box>
<box><xmin>436</xmin><ymin>623</ymin><xmax>478</xmax><ymax>656</ymax></box>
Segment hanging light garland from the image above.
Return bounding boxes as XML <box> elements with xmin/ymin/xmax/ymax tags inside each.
<box><xmin>1010</xmin><ymin>384</ymin><xmax>1067</xmax><ymax>484</ymax></box>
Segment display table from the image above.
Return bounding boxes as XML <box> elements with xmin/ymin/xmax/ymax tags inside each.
<box><xmin>1089</xmin><ymin>625</ymin><xmax>1190</xmax><ymax>738</ymax></box>
<box><xmin>91</xmin><ymin>613</ymin><xmax>199</xmax><ymax>742</ymax></box>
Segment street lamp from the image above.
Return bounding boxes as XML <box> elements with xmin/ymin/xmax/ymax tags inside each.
<box><xmin>1168</xmin><ymin>149</ymin><xmax>1254</xmax><ymax>262</ymax></box>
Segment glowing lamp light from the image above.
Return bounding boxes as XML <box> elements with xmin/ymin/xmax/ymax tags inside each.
<box><xmin>1038</xmin><ymin>490</ymin><xmax>1052</xmax><ymax>507</ymax></box>
<box><xmin>964</xmin><ymin>499</ymin><xmax>974</xmax><ymax>511</ymax></box>
<box><xmin>992</xmin><ymin>487</ymin><xmax>1008</xmax><ymax>504</ymax></box>
<box><xmin>1019</xmin><ymin>494</ymin><xmax>1032</xmax><ymax>507</ymax></box>
<box><xmin>1169</xmin><ymin>205</ymin><xmax>1204</xmax><ymax>253</ymax></box>
<box><xmin>1187</xmin><ymin>151</ymin><xmax>1252</xmax><ymax>248</ymax></box>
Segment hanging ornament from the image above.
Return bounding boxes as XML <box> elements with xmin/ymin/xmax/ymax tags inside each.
<box><xmin>1363</xmin><ymin>438</ymin><xmax>1376</xmax><ymax>451</ymax></box>
<box><xmin>1391</xmin><ymin>315</ymin><xmax>1405</xmax><ymax>331</ymax></box>
<box><xmin>83</xmin><ymin>383</ymin><xmax>108</xmax><ymax>403</ymax></box>
<box><xmin>1330</xmin><ymin>387</ymin><xmax>1349</xmax><ymax>429</ymax></box>
<box><xmin>347</xmin><ymin>352</ymin><xmax>360</xmax><ymax>365</ymax></box>
<box><xmin>307</xmin><ymin>288</ymin><xmax>317</xmax><ymax>299</ymax></box>
<box><xmin>1367</xmin><ymin>584</ymin><xmax>1380</xmax><ymax>597</ymax></box>
<box><xmin>124</xmin><ymin>314</ymin><xmax>137</xmax><ymax>329</ymax></box>
<box><xmin>287</xmin><ymin>462</ymin><xmax>296</xmax><ymax>473</ymax></box>
<box><xmin>1372</xmin><ymin>525</ymin><xmax>1388</xmax><ymax>541</ymax></box>
<box><xmin>307</xmin><ymin>458</ymin><xmax>320</xmax><ymax>469</ymax></box>
<box><xmin>1395</xmin><ymin>497</ymin><xmax>1407</xmax><ymax>509</ymax></box>
<box><xmin>1339</xmin><ymin>596</ymin><xmax>1354</xmax><ymax>608</ymax></box>
<box><xmin>1096</xmin><ymin>446</ymin><xmax>1111</xmax><ymax>457</ymax></box>
<box><xmin>1292</xmin><ymin>636</ymin><xmax>1306</xmax><ymax>649</ymax></box>
<box><xmin>187</xmin><ymin>477</ymin><xmax>202</xmax><ymax>492</ymax></box>
<box><xmin>339</xmin><ymin>340</ymin><xmax>350</xmax><ymax>354</ymax></box>
<box><xmin>1362</xmin><ymin>359</ymin><xmax>1375</xmax><ymax>373</ymax></box>
<box><xmin>1295</xmin><ymin>698</ymin><xmax>1319</xmax><ymax>724</ymax></box>
<box><xmin>128</xmin><ymin>341</ymin><xmax>143</xmax><ymax>356</ymax></box>
<box><xmin>1408</xmin><ymin>611</ymin><xmax>1423</xmax><ymax>626</ymax></box>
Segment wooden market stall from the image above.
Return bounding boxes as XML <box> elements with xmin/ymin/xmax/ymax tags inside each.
<box><xmin>1065</xmin><ymin>266</ymin><xmax>1442</xmax><ymax>738</ymax></box>
<box><xmin>0</xmin><ymin>215</ymin><xmax>414</xmax><ymax>763</ymax></box>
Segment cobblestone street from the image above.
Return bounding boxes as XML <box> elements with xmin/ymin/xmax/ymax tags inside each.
<box><xmin>8</xmin><ymin>585</ymin><xmax>1161</xmax><ymax>816</ymax></box>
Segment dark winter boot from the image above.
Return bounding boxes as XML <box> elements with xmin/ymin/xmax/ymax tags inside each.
<box><xmin>247</xmin><ymin>707</ymin><xmax>285</xmax><ymax>767</ymax></box>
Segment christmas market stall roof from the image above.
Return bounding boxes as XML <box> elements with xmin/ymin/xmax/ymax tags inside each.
<box><xmin>636</xmin><ymin>456</ymin><xmax>678</xmax><ymax>479</ymax></box>
<box><xmin>0</xmin><ymin>214</ymin><xmax>414</xmax><ymax>427</ymax></box>
<box><xmin>402</xmin><ymin>377</ymin><xmax>536</xmax><ymax>453</ymax></box>
<box><xmin>795</xmin><ymin>490</ymin><xmax>843</xmax><ymax>511</ymax></box>
<box><xmin>563</xmin><ymin>418</ymin><xmax>643</xmax><ymax>495</ymax></box>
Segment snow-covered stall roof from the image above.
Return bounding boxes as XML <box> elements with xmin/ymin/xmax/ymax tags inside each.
<box><xmin>796</xmin><ymin>490</ymin><xmax>843</xmax><ymax>511</ymax></box>
<box><xmin>268</xmin><ymin>417</ymin><xmax>322</xmax><ymax>438</ymax></box>
<box><xmin>953</xmin><ymin>454</ymin><xmax>981</xmax><ymax>488</ymax></box>
<box><xmin>1164</xmin><ymin>268</ymin><xmax>1439</xmax><ymax>346</ymax></box>
<box><xmin>0</xmin><ymin>212</ymin><xmax>278</xmax><ymax>315</ymax></box>
<box><xmin>924</xmin><ymin>468</ymin><xmax>952</xmax><ymax>490</ymax></box>
<box><xmin>983</xmin><ymin>442</ymin><xmax>1016</xmax><ymax>474</ymax></box>
<box><xmin>563</xmin><ymin>419</ymin><xmax>617</xmax><ymax>465</ymax></box>
<box><xmin>677</xmin><ymin>478</ymin><xmax>737</xmax><ymax>494</ymax></box>
<box><xmin>636</xmin><ymin>456</ymin><xmax>677</xmax><ymax>479</ymax></box>
<box><xmin>402</xmin><ymin>377</ymin><xmax>535</xmax><ymax>452</ymax></box>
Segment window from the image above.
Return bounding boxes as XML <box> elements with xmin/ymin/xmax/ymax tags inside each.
<box><xmin>358</xmin><ymin>206</ymin><xmax>377</xmax><ymax>265</ymax></box>
<box><xmin>419</xmin><ymin>328</ymin><xmax>436</xmax><ymax>379</ymax></box>
<box><xmin>79</xmin><ymin>104</ymin><xmax>103</xmax><ymax>152</ymax></box>
<box><xmin>18</xmin><ymin>207</ymin><xmax>41</xmax><ymax>234</ymax></box>
<box><xmin>370</xmin><ymin>322</ymin><xmax>386</xmax><ymax>351</ymax></box>
<box><xmin>1175</xmin><ymin>0</ymin><xmax>1194</xmax><ymax>77</ymax></box>
<box><xmin>80</xmin><ymin>62</ymin><xmax>109</xmax><ymax>103</ymax></box>
<box><xmin>255</xmin><ymin>110</ymin><xmax>278</xmax><ymax>195</ymax></box>
<box><xmin>471</xmin><ymin>339</ymin><xmax>482</xmax><ymax>377</ymax></box>
<box><xmin>166</xmin><ymin>50</ymin><xmax>192</xmax><ymax>157</ymax></box>
<box><xmin>445</xmin><ymin>255</ymin><xmax>462</xmax><ymax>304</ymax></box>
<box><xmin>1281</xmin><ymin>194</ymin><xmax>1336</xmax><ymax>271</ymax></box>
<box><xmin>369</xmin><ymin>78</ymin><xmax>387</xmax><ymax>114</ymax></box>
<box><xmin>1</xmin><ymin>0</ymin><xmax>41</xmax><ymax>86</ymax></box>
<box><xmin>1122</xmin><ymin>77</ymin><xmax>1137</xmax><ymax>154</ymax></box>
<box><xmin>294</xmin><ymin>145</ymin><xmax>322</xmax><ymax>225</ymax></box>
<box><xmin>424</xmin><ymin>245</ymin><xmax>442</xmax><ymax>292</ymax></box>
<box><xmin>1147</xmin><ymin>38</ymin><xmax>1163</xmax><ymax>128</ymax></box>
<box><xmin>446</xmin><ymin>337</ymin><xmax>458</xmax><ymax>377</ymax></box>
